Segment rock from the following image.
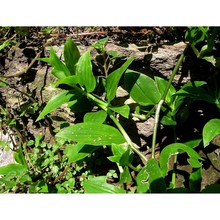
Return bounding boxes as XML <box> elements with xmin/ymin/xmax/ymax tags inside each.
<box><xmin>0</xmin><ymin>130</ymin><xmax>16</xmax><ymax>167</ymax></box>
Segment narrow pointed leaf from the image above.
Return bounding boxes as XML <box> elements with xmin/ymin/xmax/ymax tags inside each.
<box><xmin>106</xmin><ymin>57</ymin><xmax>134</xmax><ymax>102</ymax></box>
<box><xmin>76</xmin><ymin>51</ymin><xmax>96</xmax><ymax>92</ymax></box>
<box><xmin>64</xmin><ymin>38</ymin><xmax>80</xmax><ymax>75</ymax></box>
<box><xmin>56</xmin><ymin>122</ymin><xmax>126</xmax><ymax>145</ymax></box>
<box><xmin>203</xmin><ymin>119</ymin><xmax>220</xmax><ymax>147</ymax></box>
<box><xmin>39</xmin><ymin>47</ymin><xmax>71</xmax><ymax>78</ymax></box>
<box><xmin>36</xmin><ymin>90</ymin><xmax>79</xmax><ymax>121</ymax></box>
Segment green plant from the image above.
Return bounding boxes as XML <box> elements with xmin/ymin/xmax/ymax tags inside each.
<box><xmin>2</xmin><ymin>28</ymin><xmax>220</xmax><ymax>193</ymax></box>
<box><xmin>33</xmin><ymin>36</ymin><xmax>208</xmax><ymax>193</ymax></box>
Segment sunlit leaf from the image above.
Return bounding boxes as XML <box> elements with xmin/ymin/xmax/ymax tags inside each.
<box><xmin>56</xmin><ymin>122</ymin><xmax>126</xmax><ymax>145</ymax></box>
<box><xmin>203</xmin><ymin>118</ymin><xmax>220</xmax><ymax>147</ymax></box>
<box><xmin>125</xmin><ymin>70</ymin><xmax>161</xmax><ymax>106</ymax></box>
<box><xmin>136</xmin><ymin>159</ymin><xmax>166</xmax><ymax>193</ymax></box>
<box><xmin>106</xmin><ymin>57</ymin><xmax>134</xmax><ymax>102</ymax></box>
<box><xmin>83</xmin><ymin>110</ymin><xmax>107</xmax><ymax>124</ymax></box>
<box><xmin>83</xmin><ymin>176</ymin><xmax>126</xmax><ymax>193</ymax></box>
<box><xmin>76</xmin><ymin>51</ymin><xmax>96</xmax><ymax>93</ymax></box>
<box><xmin>36</xmin><ymin>90</ymin><xmax>80</xmax><ymax>121</ymax></box>
<box><xmin>110</xmin><ymin>104</ymin><xmax>130</xmax><ymax>119</ymax></box>
<box><xmin>160</xmin><ymin>143</ymin><xmax>202</xmax><ymax>177</ymax></box>
<box><xmin>64</xmin><ymin>38</ymin><xmax>80</xmax><ymax>75</ymax></box>
<box><xmin>64</xmin><ymin>143</ymin><xmax>100</xmax><ymax>164</ymax></box>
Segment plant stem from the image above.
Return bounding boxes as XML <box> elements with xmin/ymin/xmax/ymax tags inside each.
<box><xmin>108</xmin><ymin>110</ymin><xmax>148</xmax><ymax>164</ymax></box>
<box><xmin>151</xmin><ymin>45</ymin><xmax>188</xmax><ymax>159</ymax></box>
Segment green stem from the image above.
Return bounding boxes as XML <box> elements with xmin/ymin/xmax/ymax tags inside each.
<box><xmin>108</xmin><ymin>110</ymin><xmax>148</xmax><ymax>163</ymax></box>
<box><xmin>151</xmin><ymin>45</ymin><xmax>188</xmax><ymax>159</ymax></box>
<box><xmin>171</xmin><ymin>122</ymin><xmax>178</xmax><ymax>188</ymax></box>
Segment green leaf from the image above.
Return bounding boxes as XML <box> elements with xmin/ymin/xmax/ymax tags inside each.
<box><xmin>39</xmin><ymin>47</ymin><xmax>71</xmax><ymax>78</ymax></box>
<box><xmin>125</xmin><ymin>70</ymin><xmax>161</xmax><ymax>106</ymax></box>
<box><xmin>119</xmin><ymin>166</ymin><xmax>132</xmax><ymax>184</ymax></box>
<box><xmin>160</xmin><ymin>143</ymin><xmax>202</xmax><ymax>177</ymax></box>
<box><xmin>51</xmin><ymin>70</ymin><xmax>67</xmax><ymax>79</ymax></box>
<box><xmin>0</xmin><ymin>39</ymin><xmax>11</xmax><ymax>51</ymax></box>
<box><xmin>67</xmin><ymin>96</ymin><xmax>94</xmax><ymax>113</ymax></box>
<box><xmin>175</xmin><ymin>86</ymin><xmax>215</xmax><ymax>104</ymax></box>
<box><xmin>119</xmin><ymin>149</ymin><xmax>133</xmax><ymax>166</ymax></box>
<box><xmin>189</xmin><ymin>167</ymin><xmax>202</xmax><ymax>192</ymax></box>
<box><xmin>83</xmin><ymin>110</ymin><xmax>107</xmax><ymax>124</ymax></box>
<box><xmin>56</xmin><ymin>122</ymin><xmax>126</xmax><ymax>146</ymax></box>
<box><xmin>155</xmin><ymin>76</ymin><xmax>176</xmax><ymax>105</ymax></box>
<box><xmin>202</xmin><ymin>184</ymin><xmax>220</xmax><ymax>193</ymax></box>
<box><xmin>106</xmin><ymin>57</ymin><xmax>134</xmax><ymax>103</ymax></box>
<box><xmin>91</xmin><ymin>36</ymin><xmax>109</xmax><ymax>51</ymax></box>
<box><xmin>64</xmin><ymin>38</ymin><xmax>80</xmax><ymax>75</ymax></box>
<box><xmin>13</xmin><ymin>146</ymin><xmax>27</xmax><ymax>167</ymax></box>
<box><xmin>36</xmin><ymin>90</ymin><xmax>80</xmax><ymax>121</ymax></box>
<box><xmin>65</xmin><ymin>143</ymin><xmax>100</xmax><ymax>164</ymax></box>
<box><xmin>203</xmin><ymin>119</ymin><xmax>220</xmax><ymax>147</ymax></box>
<box><xmin>76</xmin><ymin>51</ymin><xmax>96</xmax><ymax>93</ymax></box>
<box><xmin>0</xmin><ymin>164</ymin><xmax>27</xmax><ymax>177</ymax></box>
<box><xmin>83</xmin><ymin>176</ymin><xmax>126</xmax><ymax>193</ymax></box>
<box><xmin>108</xmin><ymin>144</ymin><xmax>127</xmax><ymax>163</ymax></box>
<box><xmin>110</xmin><ymin>104</ymin><xmax>130</xmax><ymax>119</ymax></box>
<box><xmin>55</xmin><ymin>76</ymin><xmax>79</xmax><ymax>88</ymax></box>
<box><xmin>183</xmin><ymin>133</ymin><xmax>202</xmax><ymax>148</ymax></box>
<box><xmin>136</xmin><ymin>159</ymin><xmax>166</xmax><ymax>193</ymax></box>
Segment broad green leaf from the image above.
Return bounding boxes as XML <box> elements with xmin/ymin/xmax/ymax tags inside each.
<box><xmin>203</xmin><ymin>119</ymin><xmax>220</xmax><ymax>147</ymax></box>
<box><xmin>0</xmin><ymin>164</ymin><xmax>27</xmax><ymax>177</ymax></box>
<box><xmin>110</xmin><ymin>104</ymin><xmax>130</xmax><ymax>119</ymax></box>
<box><xmin>125</xmin><ymin>70</ymin><xmax>161</xmax><ymax>106</ymax></box>
<box><xmin>154</xmin><ymin>76</ymin><xmax>176</xmax><ymax>105</ymax></box>
<box><xmin>189</xmin><ymin>167</ymin><xmax>202</xmax><ymax>192</ymax></box>
<box><xmin>83</xmin><ymin>110</ymin><xmax>107</xmax><ymax>124</ymax></box>
<box><xmin>36</xmin><ymin>90</ymin><xmax>80</xmax><ymax>121</ymax></box>
<box><xmin>64</xmin><ymin>144</ymin><xmax>100</xmax><ymax>164</ymax></box>
<box><xmin>55</xmin><ymin>76</ymin><xmax>79</xmax><ymax>88</ymax></box>
<box><xmin>56</xmin><ymin>122</ymin><xmax>126</xmax><ymax>145</ymax></box>
<box><xmin>119</xmin><ymin>166</ymin><xmax>132</xmax><ymax>184</ymax></box>
<box><xmin>160</xmin><ymin>143</ymin><xmax>202</xmax><ymax>177</ymax></box>
<box><xmin>39</xmin><ymin>47</ymin><xmax>71</xmax><ymax>78</ymax></box>
<box><xmin>108</xmin><ymin>144</ymin><xmax>127</xmax><ymax>163</ymax></box>
<box><xmin>106</xmin><ymin>57</ymin><xmax>134</xmax><ymax>102</ymax></box>
<box><xmin>64</xmin><ymin>38</ymin><xmax>80</xmax><ymax>75</ymax></box>
<box><xmin>83</xmin><ymin>176</ymin><xmax>126</xmax><ymax>193</ymax></box>
<box><xmin>76</xmin><ymin>51</ymin><xmax>96</xmax><ymax>93</ymax></box>
<box><xmin>136</xmin><ymin>159</ymin><xmax>166</xmax><ymax>193</ymax></box>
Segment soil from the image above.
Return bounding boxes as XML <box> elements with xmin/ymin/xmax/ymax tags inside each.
<box><xmin>1</xmin><ymin>27</ymin><xmax>220</xmax><ymax>191</ymax></box>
